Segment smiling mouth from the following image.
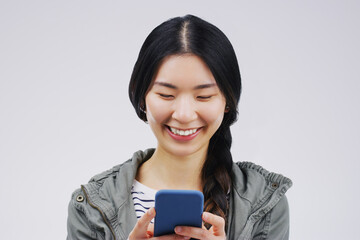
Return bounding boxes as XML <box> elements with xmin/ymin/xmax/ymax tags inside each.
<box><xmin>167</xmin><ymin>126</ymin><xmax>199</xmax><ymax>136</ymax></box>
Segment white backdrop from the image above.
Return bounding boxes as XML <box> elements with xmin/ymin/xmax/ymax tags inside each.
<box><xmin>1</xmin><ymin>1</ymin><xmax>359</xmax><ymax>239</ymax></box>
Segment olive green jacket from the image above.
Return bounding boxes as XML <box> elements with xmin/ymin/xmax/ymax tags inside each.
<box><xmin>67</xmin><ymin>149</ymin><xmax>292</xmax><ymax>240</ymax></box>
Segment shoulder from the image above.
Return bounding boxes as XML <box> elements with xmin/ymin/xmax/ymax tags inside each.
<box><xmin>83</xmin><ymin>149</ymin><xmax>155</xmax><ymax>192</ymax></box>
<box><xmin>229</xmin><ymin>162</ymin><xmax>292</xmax><ymax>239</ymax></box>
<box><xmin>67</xmin><ymin>187</ymin><xmax>99</xmax><ymax>239</ymax></box>
<box><xmin>68</xmin><ymin>148</ymin><xmax>155</xmax><ymax>203</ymax></box>
<box><xmin>67</xmin><ymin>149</ymin><xmax>155</xmax><ymax>238</ymax></box>
<box><xmin>232</xmin><ymin>161</ymin><xmax>292</xmax><ymax>205</ymax></box>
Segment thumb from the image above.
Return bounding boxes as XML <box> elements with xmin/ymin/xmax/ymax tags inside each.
<box><xmin>129</xmin><ymin>208</ymin><xmax>156</xmax><ymax>239</ymax></box>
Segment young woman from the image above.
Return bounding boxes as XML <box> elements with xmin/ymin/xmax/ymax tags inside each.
<box><xmin>67</xmin><ymin>15</ymin><xmax>292</xmax><ymax>240</ymax></box>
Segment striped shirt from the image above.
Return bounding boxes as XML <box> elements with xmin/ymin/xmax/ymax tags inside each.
<box><xmin>131</xmin><ymin>180</ymin><xmax>157</xmax><ymax>223</ymax></box>
<box><xmin>131</xmin><ymin>180</ymin><xmax>230</xmax><ymax>225</ymax></box>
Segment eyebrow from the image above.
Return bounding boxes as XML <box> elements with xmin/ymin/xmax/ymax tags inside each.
<box><xmin>154</xmin><ymin>81</ymin><xmax>216</xmax><ymax>90</ymax></box>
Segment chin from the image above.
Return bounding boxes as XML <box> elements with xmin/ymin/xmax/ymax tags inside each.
<box><xmin>165</xmin><ymin>143</ymin><xmax>207</xmax><ymax>158</ymax></box>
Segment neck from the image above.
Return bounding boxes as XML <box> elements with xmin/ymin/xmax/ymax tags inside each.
<box><xmin>136</xmin><ymin>147</ymin><xmax>207</xmax><ymax>191</ymax></box>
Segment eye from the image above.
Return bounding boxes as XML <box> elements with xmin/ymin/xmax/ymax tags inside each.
<box><xmin>197</xmin><ymin>96</ymin><xmax>212</xmax><ymax>100</ymax></box>
<box><xmin>158</xmin><ymin>93</ymin><xmax>174</xmax><ymax>99</ymax></box>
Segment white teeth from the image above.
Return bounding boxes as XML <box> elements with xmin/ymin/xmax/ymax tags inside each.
<box><xmin>170</xmin><ymin>127</ymin><xmax>198</xmax><ymax>136</ymax></box>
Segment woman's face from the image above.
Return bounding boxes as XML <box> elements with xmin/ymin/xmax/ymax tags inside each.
<box><xmin>145</xmin><ymin>54</ymin><xmax>227</xmax><ymax>157</ymax></box>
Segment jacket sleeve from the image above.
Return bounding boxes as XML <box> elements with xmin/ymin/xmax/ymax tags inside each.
<box><xmin>252</xmin><ymin>195</ymin><xmax>290</xmax><ymax>240</ymax></box>
<box><xmin>67</xmin><ymin>189</ymin><xmax>97</xmax><ymax>240</ymax></box>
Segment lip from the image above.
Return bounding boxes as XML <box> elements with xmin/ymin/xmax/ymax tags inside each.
<box><xmin>165</xmin><ymin>125</ymin><xmax>201</xmax><ymax>142</ymax></box>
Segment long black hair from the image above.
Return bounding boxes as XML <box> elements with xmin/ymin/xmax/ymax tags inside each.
<box><xmin>128</xmin><ymin>15</ymin><xmax>241</xmax><ymax>228</ymax></box>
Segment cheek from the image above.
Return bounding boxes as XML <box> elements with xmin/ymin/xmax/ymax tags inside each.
<box><xmin>198</xmin><ymin>101</ymin><xmax>226</xmax><ymax>126</ymax></box>
<box><xmin>145</xmin><ymin>95</ymin><xmax>170</xmax><ymax>124</ymax></box>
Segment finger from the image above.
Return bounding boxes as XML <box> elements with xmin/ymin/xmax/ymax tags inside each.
<box><xmin>138</xmin><ymin>208</ymin><xmax>156</xmax><ymax>232</ymax></box>
<box><xmin>153</xmin><ymin>234</ymin><xmax>191</xmax><ymax>240</ymax></box>
<box><xmin>174</xmin><ymin>226</ymin><xmax>211</xmax><ymax>240</ymax></box>
<box><xmin>202</xmin><ymin>222</ymin><xmax>207</xmax><ymax>230</ymax></box>
<box><xmin>146</xmin><ymin>223</ymin><xmax>154</xmax><ymax>238</ymax></box>
<box><xmin>131</xmin><ymin>208</ymin><xmax>156</xmax><ymax>237</ymax></box>
<box><xmin>202</xmin><ymin>212</ymin><xmax>226</xmax><ymax>236</ymax></box>
<box><xmin>147</xmin><ymin>223</ymin><xmax>154</xmax><ymax>232</ymax></box>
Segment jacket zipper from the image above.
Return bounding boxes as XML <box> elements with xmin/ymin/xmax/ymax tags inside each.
<box><xmin>81</xmin><ymin>185</ymin><xmax>117</xmax><ymax>240</ymax></box>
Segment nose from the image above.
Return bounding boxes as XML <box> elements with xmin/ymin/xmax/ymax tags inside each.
<box><xmin>172</xmin><ymin>96</ymin><xmax>197</xmax><ymax>123</ymax></box>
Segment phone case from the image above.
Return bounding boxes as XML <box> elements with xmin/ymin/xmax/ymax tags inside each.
<box><xmin>154</xmin><ymin>189</ymin><xmax>204</xmax><ymax>237</ymax></box>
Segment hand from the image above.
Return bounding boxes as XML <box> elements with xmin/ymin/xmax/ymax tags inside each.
<box><xmin>128</xmin><ymin>208</ymin><xmax>191</xmax><ymax>240</ymax></box>
<box><xmin>174</xmin><ymin>212</ymin><xmax>226</xmax><ymax>240</ymax></box>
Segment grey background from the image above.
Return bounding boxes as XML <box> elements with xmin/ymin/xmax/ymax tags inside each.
<box><xmin>1</xmin><ymin>0</ymin><xmax>359</xmax><ymax>239</ymax></box>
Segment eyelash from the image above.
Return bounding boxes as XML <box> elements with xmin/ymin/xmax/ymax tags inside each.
<box><xmin>197</xmin><ymin>96</ymin><xmax>212</xmax><ymax>100</ymax></box>
<box><xmin>158</xmin><ymin>94</ymin><xmax>212</xmax><ymax>101</ymax></box>
<box><xmin>159</xmin><ymin>94</ymin><xmax>174</xmax><ymax>99</ymax></box>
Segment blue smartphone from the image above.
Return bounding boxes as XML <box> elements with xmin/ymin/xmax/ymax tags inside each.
<box><xmin>154</xmin><ymin>189</ymin><xmax>204</xmax><ymax>237</ymax></box>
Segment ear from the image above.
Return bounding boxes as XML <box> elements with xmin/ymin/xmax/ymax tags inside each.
<box><xmin>225</xmin><ymin>105</ymin><xmax>230</xmax><ymax>113</ymax></box>
<box><xmin>140</xmin><ymin>99</ymin><xmax>146</xmax><ymax>113</ymax></box>
<box><xmin>139</xmin><ymin>99</ymin><xmax>148</xmax><ymax>122</ymax></box>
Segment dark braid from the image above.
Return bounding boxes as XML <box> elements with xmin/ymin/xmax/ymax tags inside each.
<box><xmin>202</xmin><ymin>117</ymin><xmax>234</xmax><ymax>230</ymax></box>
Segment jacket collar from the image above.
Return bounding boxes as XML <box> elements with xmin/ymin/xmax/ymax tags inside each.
<box><xmin>83</xmin><ymin>149</ymin><xmax>155</xmax><ymax>238</ymax></box>
<box><xmin>116</xmin><ymin>149</ymin><xmax>155</xmax><ymax>236</ymax></box>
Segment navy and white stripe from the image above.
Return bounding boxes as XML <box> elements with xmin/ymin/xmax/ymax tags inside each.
<box><xmin>131</xmin><ymin>180</ymin><xmax>157</xmax><ymax>223</ymax></box>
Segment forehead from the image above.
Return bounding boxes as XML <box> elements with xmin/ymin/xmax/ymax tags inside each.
<box><xmin>152</xmin><ymin>54</ymin><xmax>217</xmax><ymax>87</ymax></box>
